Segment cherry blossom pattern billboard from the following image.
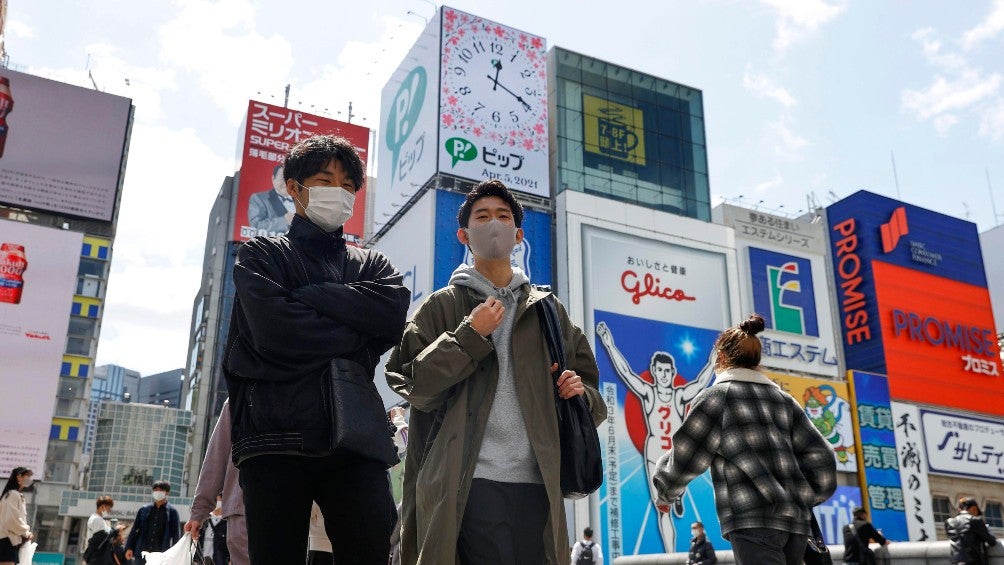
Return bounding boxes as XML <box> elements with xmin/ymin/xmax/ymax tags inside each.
<box><xmin>232</xmin><ymin>101</ymin><xmax>370</xmax><ymax>243</ymax></box>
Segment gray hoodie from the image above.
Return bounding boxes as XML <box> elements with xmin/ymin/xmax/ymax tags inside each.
<box><xmin>448</xmin><ymin>263</ymin><xmax>543</xmax><ymax>484</ymax></box>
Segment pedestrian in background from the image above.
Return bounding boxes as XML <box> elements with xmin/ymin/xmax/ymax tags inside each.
<box><xmin>124</xmin><ymin>481</ymin><xmax>180</xmax><ymax>564</ymax></box>
<box><xmin>947</xmin><ymin>497</ymin><xmax>997</xmax><ymax>565</ymax></box>
<box><xmin>183</xmin><ymin>399</ymin><xmax>247</xmax><ymax>565</ymax></box>
<box><xmin>687</xmin><ymin>522</ymin><xmax>716</xmax><ymax>565</ymax></box>
<box><xmin>570</xmin><ymin>527</ymin><xmax>602</xmax><ymax>564</ymax></box>
<box><xmin>842</xmin><ymin>506</ymin><xmax>887</xmax><ymax>565</ymax></box>
<box><xmin>0</xmin><ymin>467</ymin><xmax>34</xmax><ymax>565</ymax></box>
<box><xmin>87</xmin><ymin>495</ymin><xmax>115</xmax><ymax>541</ymax></box>
<box><xmin>652</xmin><ymin>314</ymin><xmax>837</xmax><ymax>565</ymax></box>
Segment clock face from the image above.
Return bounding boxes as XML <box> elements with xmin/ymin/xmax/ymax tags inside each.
<box><xmin>439</xmin><ymin>9</ymin><xmax>547</xmax><ymax>153</ymax></box>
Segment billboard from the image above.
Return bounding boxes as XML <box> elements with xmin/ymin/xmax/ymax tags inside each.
<box><xmin>0</xmin><ymin>220</ymin><xmax>82</xmax><ymax>476</ymax></box>
<box><xmin>921</xmin><ymin>408</ymin><xmax>1004</xmax><ymax>482</ymax></box>
<box><xmin>717</xmin><ymin>204</ymin><xmax>839</xmax><ymax>377</ymax></box>
<box><xmin>763</xmin><ymin>371</ymin><xmax>856</xmax><ymax>472</ymax></box>
<box><xmin>559</xmin><ymin>191</ymin><xmax>740</xmax><ymax>560</ymax></box>
<box><xmin>232</xmin><ymin>100</ymin><xmax>370</xmax><ymax>243</ymax></box>
<box><xmin>827</xmin><ymin>191</ymin><xmax>1003</xmax><ymax>416</ymax></box>
<box><xmin>848</xmin><ymin>370</ymin><xmax>909</xmax><ymax>541</ymax></box>
<box><xmin>375</xmin><ymin>12</ymin><xmax>441</xmax><ymax>231</ymax></box>
<box><xmin>371</xmin><ymin>189</ymin><xmax>436</xmax><ymax>322</ymax></box>
<box><xmin>0</xmin><ymin>68</ymin><xmax>131</xmax><ymax>222</ymax></box>
<box><xmin>437</xmin><ymin>7</ymin><xmax>549</xmax><ymax>198</ymax></box>
<box><xmin>891</xmin><ymin>401</ymin><xmax>936</xmax><ymax>541</ymax></box>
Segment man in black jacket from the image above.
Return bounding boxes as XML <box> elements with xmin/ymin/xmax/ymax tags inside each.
<box><xmin>946</xmin><ymin>498</ymin><xmax>997</xmax><ymax>565</ymax></box>
<box><xmin>687</xmin><ymin>522</ymin><xmax>716</xmax><ymax>565</ymax></box>
<box><xmin>224</xmin><ymin>135</ymin><xmax>410</xmax><ymax>564</ymax></box>
<box><xmin>842</xmin><ymin>506</ymin><xmax>887</xmax><ymax>565</ymax></box>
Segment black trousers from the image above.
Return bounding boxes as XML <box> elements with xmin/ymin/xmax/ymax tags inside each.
<box><xmin>457</xmin><ymin>478</ymin><xmax>549</xmax><ymax>565</ymax></box>
<box><xmin>239</xmin><ymin>452</ymin><xmax>396</xmax><ymax>565</ymax></box>
<box><xmin>729</xmin><ymin>527</ymin><xmax>808</xmax><ymax>565</ymax></box>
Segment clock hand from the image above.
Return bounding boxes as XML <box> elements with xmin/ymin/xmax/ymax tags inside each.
<box><xmin>485</xmin><ymin>74</ymin><xmax>532</xmax><ymax>112</ymax></box>
<box><xmin>491</xmin><ymin>60</ymin><xmax>502</xmax><ymax>91</ymax></box>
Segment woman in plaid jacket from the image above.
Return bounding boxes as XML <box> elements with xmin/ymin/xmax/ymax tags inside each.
<box><xmin>652</xmin><ymin>314</ymin><xmax>837</xmax><ymax>565</ymax></box>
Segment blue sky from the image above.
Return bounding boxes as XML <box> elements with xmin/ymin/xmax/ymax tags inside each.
<box><xmin>7</xmin><ymin>0</ymin><xmax>1002</xmax><ymax>374</ymax></box>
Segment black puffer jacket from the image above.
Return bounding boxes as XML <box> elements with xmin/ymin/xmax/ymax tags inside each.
<box><xmin>946</xmin><ymin>513</ymin><xmax>997</xmax><ymax>565</ymax></box>
<box><xmin>224</xmin><ymin>215</ymin><xmax>410</xmax><ymax>462</ymax></box>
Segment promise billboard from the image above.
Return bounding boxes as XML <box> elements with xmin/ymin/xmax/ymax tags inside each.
<box><xmin>827</xmin><ymin>190</ymin><xmax>1003</xmax><ymax>416</ymax></box>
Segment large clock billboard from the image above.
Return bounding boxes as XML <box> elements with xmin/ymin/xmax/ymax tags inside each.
<box><xmin>826</xmin><ymin>190</ymin><xmax>1003</xmax><ymax>416</ymax></box>
<box><xmin>437</xmin><ymin>7</ymin><xmax>549</xmax><ymax>196</ymax></box>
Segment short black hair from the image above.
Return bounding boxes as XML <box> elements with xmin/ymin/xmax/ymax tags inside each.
<box><xmin>651</xmin><ymin>352</ymin><xmax>676</xmax><ymax>371</ymax></box>
<box><xmin>583</xmin><ymin>527</ymin><xmax>593</xmax><ymax>538</ymax></box>
<box><xmin>959</xmin><ymin>497</ymin><xmax>978</xmax><ymax>511</ymax></box>
<box><xmin>283</xmin><ymin>135</ymin><xmax>365</xmax><ymax>190</ymax></box>
<box><xmin>852</xmin><ymin>506</ymin><xmax>867</xmax><ymax>519</ymax></box>
<box><xmin>152</xmin><ymin>480</ymin><xmax>171</xmax><ymax>492</ymax></box>
<box><xmin>457</xmin><ymin>179</ymin><xmax>524</xmax><ymax>228</ymax></box>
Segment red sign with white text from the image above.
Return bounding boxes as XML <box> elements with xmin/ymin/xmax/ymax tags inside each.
<box><xmin>873</xmin><ymin>260</ymin><xmax>1004</xmax><ymax>415</ymax></box>
<box><xmin>232</xmin><ymin>100</ymin><xmax>370</xmax><ymax>242</ymax></box>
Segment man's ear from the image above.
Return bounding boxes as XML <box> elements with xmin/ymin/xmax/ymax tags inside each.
<box><xmin>515</xmin><ymin>227</ymin><xmax>524</xmax><ymax>244</ymax></box>
<box><xmin>457</xmin><ymin>227</ymin><xmax>469</xmax><ymax>246</ymax></box>
<box><xmin>285</xmin><ymin>179</ymin><xmax>300</xmax><ymax>200</ymax></box>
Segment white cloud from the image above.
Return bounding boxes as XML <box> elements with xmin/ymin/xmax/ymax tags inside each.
<box><xmin>760</xmin><ymin>0</ymin><xmax>846</xmax><ymax>53</ymax></box>
<box><xmin>963</xmin><ymin>0</ymin><xmax>1004</xmax><ymax>50</ymax></box>
<box><xmin>742</xmin><ymin>66</ymin><xmax>797</xmax><ymax>106</ymax></box>
<box><xmin>4</xmin><ymin>19</ymin><xmax>35</xmax><ymax>39</ymax></box>
<box><xmin>979</xmin><ymin>99</ymin><xmax>1004</xmax><ymax>141</ymax></box>
<box><xmin>752</xmin><ymin>174</ymin><xmax>784</xmax><ymax>193</ymax></box>
<box><xmin>157</xmin><ymin>0</ymin><xmax>295</xmax><ymax>124</ymax></box>
<box><xmin>903</xmin><ymin>27</ymin><xmax>1004</xmax><ymax>139</ymax></box>
<box><xmin>765</xmin><ymin>117</ymin><xmax>809</xmax><ymax>160</ymax></box>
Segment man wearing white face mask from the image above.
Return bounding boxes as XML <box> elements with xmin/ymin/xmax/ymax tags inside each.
<box><xmin>124</xmin><ymin>481</ymin><xmax>180</xmax><ymax>563</ymax></box>
<box><xmin>386</xmin><ymin>180</ymin><xmax>607</xmax><ymax>564</ymax></box>
<box><xmin>224</xmin><ymin>135</ymin><xmax>410</xmax><ymax>564</ymax></box>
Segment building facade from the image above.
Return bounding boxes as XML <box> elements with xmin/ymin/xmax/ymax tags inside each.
<box><xmin>136</xmin><ymin>368</ymin><xmax>184</xmax><ymax>408</ymax></box>
<box><xmin>84</xmin><ymin>364</ymin><xmax>141</xmax><ymax>455</ymax></box>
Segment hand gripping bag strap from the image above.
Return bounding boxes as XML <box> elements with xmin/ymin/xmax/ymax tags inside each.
<box><xmin>535</xmin><ymin>291</ymin><xmax>603</xmax><ymax>499</ymax></box>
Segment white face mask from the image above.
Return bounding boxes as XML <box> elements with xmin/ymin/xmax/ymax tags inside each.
<box><xmin>20</xmin><ymin>478</ymin><xmax>32</xmax><ymax>489</ymax></box>
<box><xmin>152</xmin><ymin>491</ymin><xmax>167</xmax><ymax>502</ymax></box>
<box><xmin>296</xmin><ymin>183</ymin><xmax>355</xmax><ymax>232</ymax></box>
<box><xmin>101</xmin><ymin>511</ymin><xmax>110</xmax><ymax>518</ymax></box>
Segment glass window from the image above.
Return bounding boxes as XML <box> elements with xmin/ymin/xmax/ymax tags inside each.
<box><xmin>932</xmin><ymin>495</ymin><xmax>953</xmax><ymax>524</ymax></box>
<box><xmin>77</xmin><ymin>258</ymin><xmax>105</xmax><ymax>277</ymax></box>
<box><xmin>689</xmin><ymin>116</ymin><xmax>706</xmax><ymax>145</ymax></box>
<box><xmin>656</xmin><ymin>108</ymin><xmax>684</xmax><ymax>140</ymax></box>
<box><xmin>66</xmin><ymin>336</ymin><xmax>92</xmax><ymax>356</ymax></box>
<box><xmin>690</xmin><ymin>144</ymin><xmax>708</xmax><ymax>174</ymax></box>
<box><xmin>985</xmin><ymin>502</ymin><xmax>1003</xmax><ymax>528</ymax></box>
<box><xmin>68</xmin><ymin>316</ymin><xmax>97</xmax><ymax>338</ymax></box>
<box><xmin>76</xmin><ymin>276</ymin><xmax>101</xmax><ymax>297</ymax></box>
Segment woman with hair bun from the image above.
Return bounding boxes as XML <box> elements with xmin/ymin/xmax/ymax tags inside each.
<box><xmin>651</xmin><ymin>315</ymin><xmax>837</xmax><ymax>565</ymax></box>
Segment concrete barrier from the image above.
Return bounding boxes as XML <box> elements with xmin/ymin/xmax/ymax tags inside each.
<box><xmin>612</xmin><ymin>540</ymin><xmax>1004</xmax><ymax>564</ymax></box>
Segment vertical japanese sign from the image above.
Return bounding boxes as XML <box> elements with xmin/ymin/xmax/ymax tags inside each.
<box><xmin>849</xmin><ymin>371</ymin><xmax>908</xmax><ymax>541</ymax></box>
<box><xmin>890</xmin><ymin>401</ymin><xmax>936</xmax><ymax>541</ymax></box>
<box><xmin>232</xmin><ymin>100</ymin><xmax>371</xmax><ymax>243</ymax></box>
<box><xmin>584</xmin><ymin>224</ymin><xmax>731</xmax><ymax>559</ymax></box>
<box><xmin>920</xmin><ymin>409</ymin><xmax>1004</xmax><ymax>481</ymax></box>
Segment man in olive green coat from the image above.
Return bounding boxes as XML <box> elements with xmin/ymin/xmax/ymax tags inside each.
<box><xmin>385</xmin><ymin>180</ymin><xmax>606</xmax><ymax>565</ymax></box>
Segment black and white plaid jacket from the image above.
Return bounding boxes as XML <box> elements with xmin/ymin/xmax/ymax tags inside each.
<box><xmin>652</xmin><ymin>368</ymin><xmax>837</xmax><ymax>537</ymax></box>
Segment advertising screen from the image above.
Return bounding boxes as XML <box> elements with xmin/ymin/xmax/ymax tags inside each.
<box><xmin>582</xmin><ymin>224</ymin><xmax>731</xmax><ymax>559</ymax></box>
<box><xmin>0</xmin><ymin>69</ymin><xmax>131</xmax><ymax>222</ymax></box>
<box><xmin>432</xmin><ymin>190</ymin><xmax>552</xmax><ymax>289</ymax></box>
<box><xmin>232</xmin><ymin>100</ymin><xmax>370</xmax><ymax>243</ymax></box>
<box><xmin>921</xmin><ymin>408</ymin><xmax>1004</xmax><ymax>482</ymax></box>
<box><xmin>437</xmin><ymin>7</ymin><xmax>549</xmax><ymax>198</ymax></box>
<box><xmin>718</xmin><ymin>204</ymin><xmax>839</xmax><ymax>377</ymax></box>
<box><xmin>827</xmin><ymin>191</ymin><xmax>1003</xmax><ymax>416</ymax></box>
<box><xmin>0</xmin><ymin>220</ymin><xmax>82</xmax><ymax>476</ymax></box>
<box><xmin>375</xmin><ymin>12</ymin><xmax>441</xmax><ymax>231</ymax></box>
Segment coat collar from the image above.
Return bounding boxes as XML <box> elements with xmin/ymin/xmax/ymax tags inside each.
<box><xmin>287</xmin><ymin>214</ymin><xmax>345</xmax><ymax>250</ymax></box>
<box><xmin>713</xmin><ymin>367</ymin><xmax>780</xmax><ymax>388</ymax></box>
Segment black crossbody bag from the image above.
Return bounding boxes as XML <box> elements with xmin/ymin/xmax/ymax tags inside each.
<box><xmin>535</xmin><ymin>292</ymin><xmax>603</xmax><ymax>499</ymax></box>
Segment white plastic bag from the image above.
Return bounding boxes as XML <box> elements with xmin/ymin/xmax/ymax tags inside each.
<box><xmin>142</xmin><ymin>533</ymin><xmax>196</xmax><ymax>565</ymax></box>
<box><xmin>17</xmin><ymin>540</ymin><xmax>36</xmax><ymax>564</ymax></box>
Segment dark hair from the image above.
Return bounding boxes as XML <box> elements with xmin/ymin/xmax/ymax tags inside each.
<box><xmin>714</xmin><ymin>314</ymin><xmax>765</xmax><ymax>370</ymax></box>
<box><xmin>959</xmin><ymin>497</ymin><xmax>978</xmax><ymax>511</ymax></box>
<box><xmin>692</xmin><ymin>522</ymin><xmax>704</xmax><ymax>528</ymax></box>
<box><xmin>152</xmin><ymin>480</ymin><xmax>171</xmax><ymax>492</ymax></box>
<box><xmin>456</xmin><ymin>179</ymin><xmax>524</xmax><ymax>228</ymax></box>
<box><xmin>650</xmin><ymin>352</ymin><xmax>676</xmax><ymax>371</ymax></box>
<box><xmin>583</xmin><ymin>527</ymin><xmax>593</xmax><ymax>538</ymax></box>
<box><xmin>283</xmin><ymin>135</ymin><xmax>365</xmax><ymax>190</ymax></box>
<box><xmin>852</xmin><ymin>506</ymin><xmax>866</xmax><ymax>519</ymax></box>
<box><xmin>1</xmin><ymin>467</ymin><xmax>31</xmax><ymax>498</ymax></box>
<box><xmin>96</xmin><ymin>495</ymin><xmax>114</xmax><ymax>509</ymax></box>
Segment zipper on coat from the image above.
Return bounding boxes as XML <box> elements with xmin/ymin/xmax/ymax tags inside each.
<box><xmin>248</xmin><ymin>383</ymin><xmax>255</xmax><ymax>407</ymax></box>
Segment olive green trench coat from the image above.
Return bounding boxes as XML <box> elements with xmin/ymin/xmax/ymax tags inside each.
<box><xmin>385</xmin><ymin>283</ymin><xmax>606</xmax><ymax>565</ymax></box>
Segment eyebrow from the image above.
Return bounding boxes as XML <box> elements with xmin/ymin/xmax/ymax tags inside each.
<box><xmin>472</xmin><ymin>205</ymin><xmax>512</xmax><ymax>215</ymax></box>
